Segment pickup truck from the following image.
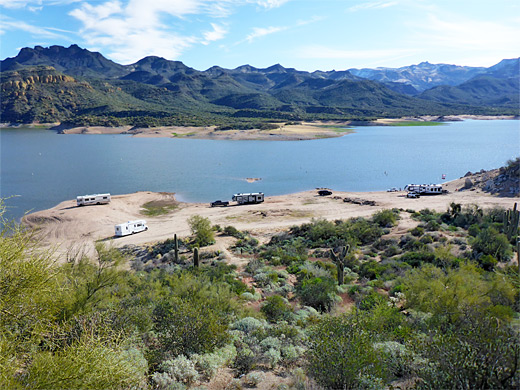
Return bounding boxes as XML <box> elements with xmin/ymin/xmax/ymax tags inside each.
<box><xmin>210</xmin><ymin>200</ymin><xmax>229</xmax><ymax>207</ymax></box>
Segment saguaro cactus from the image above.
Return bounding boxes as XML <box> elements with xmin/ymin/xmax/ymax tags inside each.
<box><xmin>193</xmin><ymin>247</ymin><xmax>199</xmax><ymax>268</ymax></box>
<box><xmin>504</xmin><ymin>203</ymin><xmax>519</xmax><ymax>273</ymax></box>
<box><xmin>504</xmin><ymin>203</ymin><xmax>519</xmax><ymax>240</ymax></box>
<box><xmin>174</xmin><ymin>233</ymin><xmax>179</xmax><ymax>263</ymax></box>
<box><xmin>330</xmin><ymin>245</ymin><xmax>350</xmax><ymax>285</ymax></box>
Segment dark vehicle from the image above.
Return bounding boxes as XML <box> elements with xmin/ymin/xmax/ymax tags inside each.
<box><xmin>210</xmin><ymin>200</ymin><xmax>229</xmax><ymax>207</ymax></box>
<box><xmin>318</xmin><ymin>189</ymin><xmax>332</xmax><ymax>196</ymax></box>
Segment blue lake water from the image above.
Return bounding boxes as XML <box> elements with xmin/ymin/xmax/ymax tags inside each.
<box><xmin>1</xmin><ymin>120</ymin><xmax>519</xmax><ymax>221</ymax></box>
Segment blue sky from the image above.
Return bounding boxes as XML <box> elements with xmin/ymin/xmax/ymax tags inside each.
<box><xmin>1</xmin><ymin>0</ymin><xmax>519</xmax><ymax>71</ymax></box>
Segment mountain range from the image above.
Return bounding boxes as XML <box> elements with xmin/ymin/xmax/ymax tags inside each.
<box><xmin>1</xmin><ymin>45</ymin><xmax>518</xmax><ymax>126</ymax></box>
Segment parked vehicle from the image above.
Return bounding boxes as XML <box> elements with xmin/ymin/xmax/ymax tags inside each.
<box><xmin>210</xmin><ymin>200</ymin><xmax>229</xmax><ymax>207</ymax></box>
<box><xmin>404</xmin><ymin>184</ymin><xmax>443</xmax><ymax>195</ymax></box>
<box><xmin>387</xmin><ymin>187</ymin><xmax>399</xmax><ymax>192</ymax></box>
<box><xmin>232</xmin><ymin>192</ymin><xmax>264</xmax><ymax>204</ymax></box>
<box><xmin>77</xmin><ymin>193</ymin><xmax>111</xmax><ymax>206</ymax></box>
<box><xmin>406</xmin><ymin>192</ymin><xmax>420</xmax><ymax>198</ymax></box>
<box><xmin>318</xmin><ymin>189</ymin><xmax>332</xmax><ymax>196</ymax></box>
<box><xmin>114</xmin><ymin>220</ymin><xmax>148</xmax><ymax>236</ymax></box>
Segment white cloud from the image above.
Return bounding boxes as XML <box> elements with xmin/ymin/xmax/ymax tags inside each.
<box><xmin>0</xmin><ymin>16</ymin><xmax>69</xmax><ymax>39</ymax></box>
<box><xmin>0</xmin><ymin>0</ymin><xmax>39</xmax><ymax>8</ymax></box>
<box><xmin>202</xmin><ymin>23</ymin><xmax>227</xmax><ymax>45</ymax></box>
<box><xmin>69</xmin><ymin>0</ymin><xmax>209</xmax><ymax>63</ymax></box>
<box><xmin>347</xmin><ymin>1</ymin><xmax>398</xmax><ymax>12</ymax></box>
<box><xmin>253</xmin><ymin>0</ymin><xmax>290</xmax><ymax>9</ymax></box>
<box><xmin>245</xmin><ymin>25</ymin><xmax>285</xmax><ymax>43</ymax></box>
<box><xmin>408</xmin><ymin>13</ymin><xmax>520</xmax><ymax>65</ymax></box>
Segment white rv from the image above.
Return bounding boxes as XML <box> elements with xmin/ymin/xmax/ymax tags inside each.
<box><xmin>114</xmin><ymin>220</ymin><xmax>148</xmax><ymax>237</ymax></box>
<box><xmin>404</xmin><ymin>184</ymin><xmax>443</xmax><ymax>195</ymax></box>
<box><xmin>77</xmin><ymin>193</ymin><xmax>111</xmax><ymax>206</ymax></box>
<box><xmin>232</xmin><ymin>192</ymin><xmax>264</xmax><ymax>205</ymax></box>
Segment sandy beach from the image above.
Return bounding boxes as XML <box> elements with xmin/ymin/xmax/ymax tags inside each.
<box><xmin>45</xmin><ymin>115</ymin><xmax>517</xmax><ymax>141</ymax></box>
<box><xmin>24</xmin><ymin>174</ymin><xmax>519</xmax><ymax>261</ymax></box>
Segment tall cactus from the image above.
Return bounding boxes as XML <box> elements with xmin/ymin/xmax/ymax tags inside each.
<box><xmin>193</xmin><ymin>247</ymin><xmax>199</xmax><ymax>268</ymax></box>
<box><xmin>174</xmin><ymin>233</ymin><xmax>179</xmax><ymax>263</ymax></box>
<box><xmin>504</xmin><ymin>203</ymin><xmax>519</xmax><ymax>240</ymax></box>
<box><xmin>330</xmin><ymin>245</ymin><xmax>350</xmax><ymax>285</ymax></box>
<box><xmin>504</xmin><ymin>203</ymin><xmax>519</xmax><ymax>273</ymax></box>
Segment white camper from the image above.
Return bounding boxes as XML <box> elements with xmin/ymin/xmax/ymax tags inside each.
<box><xmin>114</xmin><ymin>220</ymin><xmax>148</xmax><ymax>237</ymax></box>
<box><xmin>404</xmin><ymin>184</ymin><xmax>443</xmax><ymax>195</ymax></box>
<box><xmin>232</xmin><ymin>192</ymin><xmax>264</xmax><ymax>205</ymax></box>
<box><xmin>77</xmin><ymin>193</ymin><xmax>111</xmax><ymax>206</ymax></box>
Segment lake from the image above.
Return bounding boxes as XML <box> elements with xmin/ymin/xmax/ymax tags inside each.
<box><xmin>1</xmin><ymin>120</ymin><xmax>519</xmax><ymax>222</ymax></box>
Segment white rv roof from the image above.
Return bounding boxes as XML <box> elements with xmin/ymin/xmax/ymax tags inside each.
<box><xmin>77</xmin><ymin>193</ymin><xmax>111</xmax><ymax>197</ymax></box>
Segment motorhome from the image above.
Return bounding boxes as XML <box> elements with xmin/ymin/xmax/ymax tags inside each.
<box><xmin>232</xmin><ymin>192</ymin><xmax>264</xmax><ymax>205</ymax></box>
<box><xmin>77</xmin><ymin>193</ymin><xmax>111</xmax><ymax>206</ymax></box>
<box><xmin>114</xmin><ymin>220</ymin><xmax>148</xmax><ymax>237</ymax></box>
<box><xmin>404</xmin><ymin>184</ymin><xmax>443</xmax><ymax>195</ymax></box>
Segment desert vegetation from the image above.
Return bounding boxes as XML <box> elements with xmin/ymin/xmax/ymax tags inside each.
<box><xmin>1</xmin><ymin>200</ymin><xmax>518</xmax><ymax>389</ymax></box>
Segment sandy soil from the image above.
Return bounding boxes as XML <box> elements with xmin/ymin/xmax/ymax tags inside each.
<box><xmin>56</xmin><ymin>121</ymin><xmax>354</xmax><ymax>141</ymax></box>
<box><xmin>49</xmin><ymin>115</ymin><xmax>517</xmax><ymax>141</ymax></box>
<box><xmin>23</xmin><ymin>176</ymin><xmax>519</xmax><ymax>261</ymax></box>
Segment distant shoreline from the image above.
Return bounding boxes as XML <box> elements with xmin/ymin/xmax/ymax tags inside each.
<box><xmin>1</xmin><ymin>115</ymin><xmax>517</xmax><ymax>141</ymax></box>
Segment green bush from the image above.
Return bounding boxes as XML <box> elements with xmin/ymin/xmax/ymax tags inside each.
<box><xmin>296</xmin><ymin>277</ymin><xmax>338</xmax><ymax>312</ymax></box>
<box><xmin>152</xmin><ymin>297</ymin><xmax>230</xmax><ymax>359</ymax></box>
<box><xmin>372</xmin><ymin>209</ymin><xmax>398</xmax><ymax>228</ymax></box>
<box><xmin>187</xmin><ymin>215</ymin><xmax>215</xmax><ymax>247</ymax></box>
<box><xmin>307</xmin><ymin>313</ymin><xmax>384</xmax><ymax>388</ymax></box>
<box><xmin>261</xmin><ymin>295</ymin><xmax>294</xmax><ymax>323</ymax></box>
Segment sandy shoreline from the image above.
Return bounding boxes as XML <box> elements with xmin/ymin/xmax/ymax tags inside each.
<box><xmin>3</xmin><ymin>115</ymin><xmax>517</xmax><ymax>141</ymax></box>
<box><xmin>23</xmin><ymin>176</ymin><xmax>519</xmax><ymax>261</ymax></box>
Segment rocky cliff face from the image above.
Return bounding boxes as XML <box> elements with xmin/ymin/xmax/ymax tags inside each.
<box><xmin>460</xmin><ymin>158</ymin><xmax>520</xmax><ymax>197</ymax></box>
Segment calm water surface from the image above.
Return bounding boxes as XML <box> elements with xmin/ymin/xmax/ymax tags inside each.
<box><xmin>1</xmin><ymin>120</ymin><xmax>519</xmax><ymax>221</ymax></box>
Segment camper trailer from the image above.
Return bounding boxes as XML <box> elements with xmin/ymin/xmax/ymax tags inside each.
<box><xmin>404</xmin><ymin>184</ymin><xmax>443</xmax><ymax>195</ymax></box>
<box><xmin>77</xmin><ymin>193</ymin><xmax>111</xmax><ymax>206</ymax></box>
<box><xmin>114</xmin><ymin>220</ymin><xmax>148</xmax><ymax>237</ymax></box>
<box><xmin>232</xmin><ymin>192</ymin><xmax>264</xmax><ymax>205</ymax></box>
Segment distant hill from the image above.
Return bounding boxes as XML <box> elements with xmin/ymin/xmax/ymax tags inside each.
<box><xmin>419</xmin><ymin>58</ymin><xmax>519</xmax><ymax>108</ymax></box>
<box><xmin>1</xmin><ymin>45</ymin><xmax>517</xmax><ymax>126</ymax></box>
<box><xmin>349</xmin><ymin>62</ymin><xmax>488</xmax><ymax>93</ymax></box>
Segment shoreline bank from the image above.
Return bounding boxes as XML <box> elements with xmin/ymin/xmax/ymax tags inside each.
<box><xmin>23</xmin><ymin>174</ymin><xmax>520</xmax><ymax>261</ymax></box>
<box><xmin>2</xmin><ymin>115</ymin><xmax>517</xmax><ymax>141</ymax></box>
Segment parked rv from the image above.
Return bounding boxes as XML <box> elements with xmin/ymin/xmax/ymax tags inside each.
<box><xmin>404</xmin><ymin>184</ymin><xmax>443</xmax><ymax>195</ymax></box>
<box><xmin>232</xmin><ymin>192</ymin><xmax>264</xmax><ymax>205</ymax></box>
<box><xmin>77</xmin><ymin>193</ymin><xmax>111</xmax><ymax>206</ymax></box>
<box><xmin>114</xmin><ymin>220</ymin><xmax>148</xmax><ymax>237</ymax></box>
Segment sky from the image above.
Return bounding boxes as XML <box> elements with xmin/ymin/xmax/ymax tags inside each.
<box><xmin>1</xmin><ymin>0</ymin><xmax>519</xmax><ymax>72</ymax></box>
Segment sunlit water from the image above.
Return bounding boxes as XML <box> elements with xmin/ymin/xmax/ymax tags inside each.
<box><xmin>1</xmin><ymin>120</ymin><xmax>519</xmax><ymax>221</ymax></box>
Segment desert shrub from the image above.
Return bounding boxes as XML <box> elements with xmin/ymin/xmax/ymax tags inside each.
<box><xmin>296</xmin><ymin>277</ymin><xmax>338</xmax><ymax>312</ymax></box>
<box><xmin>261</xmin><ymin>295</ymin><xmax>294</xmax><ymax>323</ymax></box>
<box><xmin>152</xmin><ymin>297</ymin><xmax>230</xmax><ymax>359</ymax></box>
<box><xmin>223</xmin><ymin>225</ymin><xmax>244</xmax><ymax>238</ymax></box>
<box><xmin>471</xmin><ymin>226</ymin><xmax>512</xmax><ymax>262</ymax></box>
<box><xmin>307</xmin><ymin>313</ymin><xmax>384</xmax><ymax>389</ymax></box>
<box><xmin>23</xmin><ymin>336</ymin><xmax>148</xmax><ymax>389</ymax></box>
<box><xmin>191</xmin><ymin>344</ymin><xmax>237</xmax><ymax>380</ymax></box>
<box><xmin>158</xmin><ymin>355</ymin><xmax>199</xmax><ymax>385</ymax></box>
<box><xmin>425</xmin><ymin>220</ymin><xmax>440</xmax><ymax>231</ymax></box>
<box><xmin>359</xmin><ymin>259</ymin><xmax>389</xmax><ymax>280</ymax></box>
<box><xmin>231</xmin><ymin>317</ymin><xmax>266</xmax><ymax>335</ymax></box>
<box><xmin>187</xmin><ymin>215</ymin><xmax>215</xmax><ymax>247</ymax></box>
<box><xmin>399</xmin><ymin>251</ymin><xmax>436</xmax><ymax>267</ymax></box>
<box><xmin>372</xmin><ymin>209</ymin><xmax>399</xmax><ymax>228</ymax></box>
<box><xmin>358</xmin><ymin>291</ymin><xmax>386</xmax><ymax>310</ymax></box>
<box><xmin>410</xmin><ymin>226</ymin><xmax>424</xmax><ymax>237</ymax></box>
<box><xmin>413</xmin><ymin>310</ymin><xmax>520</xmax><ymax>389</ymax></box>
